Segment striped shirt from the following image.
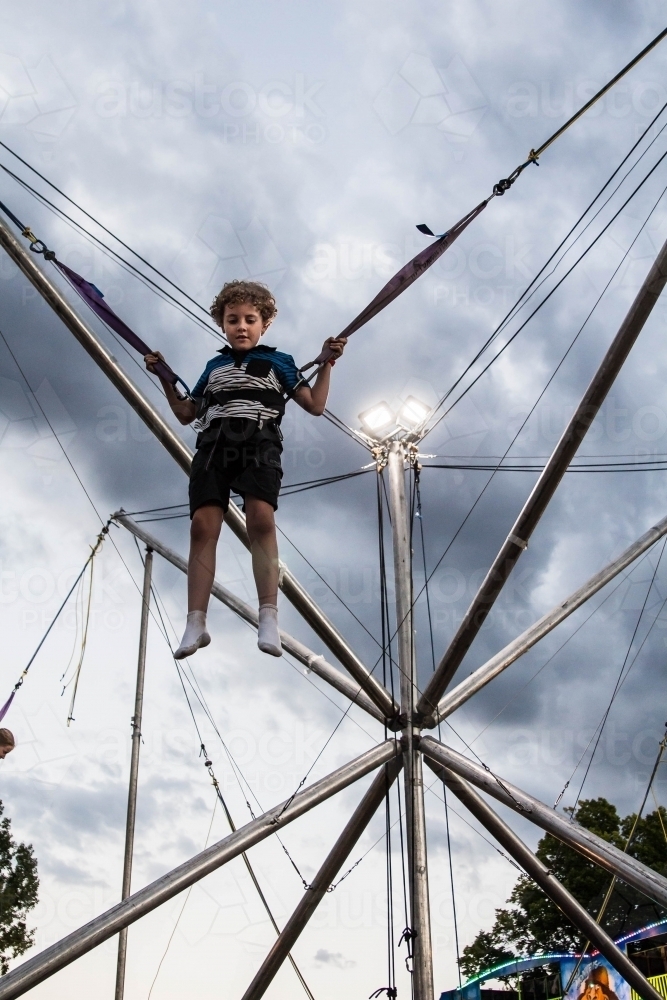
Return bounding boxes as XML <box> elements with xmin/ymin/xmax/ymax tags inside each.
<box><xmin>191</xmin><ymin>345</ymin><xmax>300</xmax><ymax>431</ymax></box>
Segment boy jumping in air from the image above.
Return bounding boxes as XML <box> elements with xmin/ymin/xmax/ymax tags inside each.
<box><xmin>145</xmin><ymin>280</ymin><xmax>345</xmax><ymax>659</ymax></box>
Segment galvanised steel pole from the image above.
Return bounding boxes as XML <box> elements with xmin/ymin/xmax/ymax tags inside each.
<box><xmin>420</xmin><ymin>737</ymin><xmax>667</xmax><ymax>907</ymax></box>
<box><xmin>418</xmin><ymin>237</ymin><xmax>667</xmax><ymax>724</ymax></box>
<box><xmin>113</xmin><ymin>513</ymin><xmax>387</xmax><ymax>724</ymax></box>
<box><xmin>0</xmin><ymin>218</ymin><xmax>396</xmax><ymax>720</ymax></box>
<box><xmin>114</xmin><ymin>547</ymin><xmax>153</xmax><ymax>1000</ymax></box>
<box><xmin>431</xmin><ymin>512</ymin><xmax>667</xmax><ymax>725</ymax></box>
<box><xmin>426</xmin><ymin>760</ymin><xmax>663</xmax><ymax>1000</ymax></box>
<box><xmin>386</xmin><ymin>442</ymin><xmax>434</xmax><ymax>1000</ymax></box>
<box><xmin>0</xmin><ymin>740</ymin><xmax>401</xmax><ymax>1000</ymax></box>
<box><xmin>241</xmin><ymin>756</ymin><xmax>403</xmax><ymax>1000</ymax></box>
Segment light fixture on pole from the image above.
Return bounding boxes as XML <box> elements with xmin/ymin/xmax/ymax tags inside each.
<box><xmin>358</xmin><ymin>401</ymin><xmax>395</xmax><ymax>439</ymax></box>
<box><xmin>396</xmin><ymin>395</ymin><xmax>431</xmax><ymax>431</ymax></box>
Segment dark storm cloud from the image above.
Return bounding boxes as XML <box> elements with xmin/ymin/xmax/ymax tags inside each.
<box><xmin>2</xmin><ymin>2</ymin><xmax>667</xmax><ymax>985</ymax></box>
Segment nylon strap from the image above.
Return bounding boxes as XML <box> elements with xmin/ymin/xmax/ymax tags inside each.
<box><xmin>301</xmin><ymin>197</ymin><xmax>489</xmax><ymax>371</ymax></box>
<box><xmin>54</xmin><ymin>261</ymin><xmax>190</xmax><ymax>393</ymax></box>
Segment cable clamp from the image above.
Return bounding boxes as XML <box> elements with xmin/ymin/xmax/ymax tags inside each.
<box><xmin>508</xmin><ymin>533</ymin><xmax>528</xmax><ymax>550</ymax></box>
<box><xmin>305</xmin><ymin>653</ymin><xmax>325</xmax><ymax>674</ymax></box>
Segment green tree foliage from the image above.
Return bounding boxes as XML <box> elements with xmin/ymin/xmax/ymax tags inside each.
<box><xmin>459</xmin><ymin>798</ymin><xmax>667</xmax><ymax>981</ymax></box>
<box><xmin>0</xmin><ymin>801</ymin><xmax>39</xmax><ymax>974</ymax></box>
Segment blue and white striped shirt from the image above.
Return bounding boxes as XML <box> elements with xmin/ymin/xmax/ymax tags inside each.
<box><xmin>191</xmin><ymin>345</ymin><xmax>300</xmax><ymax>430</ymax></box>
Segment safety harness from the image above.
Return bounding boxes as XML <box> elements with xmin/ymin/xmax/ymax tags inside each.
<box><xmin>197</xmin><ymin>387</ymin><xmax>287</xmax><ymax>423</ymax></box>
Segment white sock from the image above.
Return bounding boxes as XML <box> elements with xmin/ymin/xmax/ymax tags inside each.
<box><xmin>174</xmin><ymin>610</ymin><xmax>211</xmax><ymax>660</ymax></box>
<box><xmin>257</xmin><ymin>604</ymin><xmax>282</xmax><ymax>657</ymax></box>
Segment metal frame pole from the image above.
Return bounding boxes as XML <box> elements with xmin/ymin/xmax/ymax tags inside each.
<box><xmin>113</xmin><ymin>513</ymin><xmax>388</xmax><ymax>724</ymax></box>
<box><xmin>241</xmin><ymin>756</ymin><xmax>403</xmax><ymax>1000</ymax></box>
<box><xmin>425</xmin><ymin>759</ymin><xmax>663</xmax><ymax>1000</ymax></box>
<box><xmin>420</xmin><ymin>737</ymin><xmax>667</xmax><ymax>906</ymax></box>
<box><xmin>431</xmin><ymin>512</ymin><xmax>667</xmax><ymax>725</ymax></box>
<box><xmin>0</xmin><ymin>218</ymin><xmax>396</xmax><ymax>719</ymax></box>
<box><xmin>418</xmin><ymin>237</ymin><xmax>667</xmax><ymax>723</ymax></box>
<box><xmin>0</xmin><ymin>740</ymin><xmax>400</xmax><ymax>1000</ymax></box>
<box><xmin>386</xmin><ymin>443</ymin><xmax>434</xmax><ymax>1000</ymax></box>
<box><xmin>114</xmin><ymin>546</ymin><xmax>152</xmax><ymax>1000</ymax></box>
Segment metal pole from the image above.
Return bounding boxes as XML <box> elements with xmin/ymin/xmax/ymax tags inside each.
<box><xmin>0</xmin><ymin>217</ymin><xmax>194</xmax><ymax>474</ymax></box>
<box><xmin>386</xmin><ymin>443</ymin><xmax>434</xmax><ymax>1000</ymax></box>
<box><xmin>420</xmin><ymin>736</ymin><xmax>667</xmax><ymax>906</ymax></box>
<box><xmin>210</xmin><ymin>778</ymin><xmax>315</xmax><ymax>1000</ymax></box>
<box><xmin>114</xmin><ymin>547</ymin><xmax>152</xmax><ymax>1000</ymax></box>
<box><xmin>431</xmin><ymin>512</ymin><xmax>667</xmax><ymax>725</ymax></box>
<box><xmin>113</xmin><ymin>513</ymin><xmax>389</xmax><ymax>724</ymax></box>
<box><xmin>0</xmin><ymin>219</ymin><xmax>396</xmax><ymax>719</ymax></box>
<box><xmin>418</xmin><ymin>237</ymin><xmax>667</xmax><ymax>723</ymax></box>
<box><xmin>0</xmin><ymin>740</ymin><xmax>400</xmax><ymax>1000</ymax></box>
<box><xmin>425</xmin><ymin>759</ymin><xmax>663</xmax><ymax>1000</ymax></box>
<box><xmin>241</xmin><ymin>756</ymin><xmax>403</xmax><ymax>1000</ymax></box>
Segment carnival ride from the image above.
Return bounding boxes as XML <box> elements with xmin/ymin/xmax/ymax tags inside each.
<box><xmin>0</xmin><ymin>28</ymin><xmax>667</xmax><ymax>1000</ymax></box>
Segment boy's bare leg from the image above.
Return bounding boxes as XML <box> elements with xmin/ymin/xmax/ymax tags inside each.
<box><xmin>175</xmin><ymin>504</ymin><xmax>224</xmax><ymax>659</ymax></box>
<box><xmin>188</xmin><ymin>504</ymin><xmax>225</xmax><ymax>611</ymax></box>
<box><xmin>245</xmin><ymin>494</ymin><xmax>282</xmax><ymax>656</ymax></box>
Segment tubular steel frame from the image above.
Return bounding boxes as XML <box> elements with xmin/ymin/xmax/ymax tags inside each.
<box><xmin>0</xmin><ymin>222</ymin><xmax>667</xmax><ymax>1000</ymax></box>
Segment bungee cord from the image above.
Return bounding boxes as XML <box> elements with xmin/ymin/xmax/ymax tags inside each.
<box><xmin>570</xmin><ymin>541</ymin><xmax>667</xmax><ymax>815</ymax></box>
<box><xmin>467</xmin><ymin>546</ymin><xmax>659</xmax><ymax>753</ymax></box>
<box><xmin>394</xmin><ymin>173</ymin><xmax>667</xmax><ymax>661</ymax></box>
<box><xmin>0</xmin><ymin>139</ymin><xmax>217</xmax><ymax>322</ymax></box>
<box><xmin>1</xmin><ymin>35</ymin><xmax>666</xmax><ymax>999</ymax></box>
<box><xmin>421</xmin><ymin>153</ymin><xmax>667</xmax><ymax>441</ymax></box>
<box><xmin>419</xmin><ymin>95</ymin><xmax>667</xmax><ymax>439</ymax></box>
<box><xmin>0</xmin><ymin>161</ymin><xmax>224</xmax><ymax>342</ymax></box>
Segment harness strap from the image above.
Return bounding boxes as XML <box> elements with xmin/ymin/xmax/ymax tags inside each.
<box><xmin>204</xmin><ymin>387</ymin><xmax>287</xmax><ymax>418</ymax></box>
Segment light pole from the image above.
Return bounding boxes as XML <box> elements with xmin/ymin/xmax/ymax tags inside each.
<box><xmin>386</xmin><ymin>433</ymin><xmax>433</xmax><ymax>1000</ymax></box>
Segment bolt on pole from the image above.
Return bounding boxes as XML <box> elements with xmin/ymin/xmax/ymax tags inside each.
<box><xmin>386</xmin><ymin>442</ymin><xmax>434</xmax><ymax>1000</ymax></box>
<box><xmin>114</xmin><ymin>546</ymin><xmax>153</xmax><ymax>1000</ymax></box>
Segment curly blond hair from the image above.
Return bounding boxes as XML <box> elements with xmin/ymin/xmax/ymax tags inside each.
<box><xmin>210</xmin><ymin>280</ymin><xmax>278</xmax><ymax>328</ymax></box>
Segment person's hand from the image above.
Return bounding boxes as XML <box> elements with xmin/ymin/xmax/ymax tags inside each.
<box><xmin>144</xmin><ymin>350</ymin><xmax>165</xmax><ymax>374</ymax></box>
<box><xmin>322</xmin><ymin>336</ymin><xmax>347</xmax><ymax>364</ymax></box>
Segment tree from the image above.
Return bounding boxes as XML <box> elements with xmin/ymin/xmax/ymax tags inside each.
<box><xmin>459</xmin><ymin>798</ymin><xmax>667</xmax><ymax>981</ymax></box>
<box><xmin>0</xmin><ymin>801</ymin><xmax>39</xmax><ymax>974</ymax></box>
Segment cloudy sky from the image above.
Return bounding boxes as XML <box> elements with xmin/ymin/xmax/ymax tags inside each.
<box><xmin>1</xmin><ymin>1</ymin><xmax>667</xmax><ymax>998</ymax></box>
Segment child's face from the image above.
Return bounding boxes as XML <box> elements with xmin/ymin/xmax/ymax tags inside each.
<box><xmin>223</xmin><ymin>301</ymin><xmax>267</xmax><ymax>351</ymax></box>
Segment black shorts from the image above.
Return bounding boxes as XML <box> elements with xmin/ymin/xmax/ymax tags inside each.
<box><xmin>189</xmin><ymin>417</ymin><xmax>283</xmax><ymax>517</ymax></box>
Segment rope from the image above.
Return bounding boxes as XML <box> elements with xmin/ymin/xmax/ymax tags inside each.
<box><xmin>422</xmin><ymin>114</ymin><xmax>667</xmax><ymax>440</ymax></box>
<box><xmin>0</xmin><ymin>139</ymin><xmax>217</xmax><ymax>321</ymax></box>
<box><xmin>529</xmin><ymin>28</ymin><xmax>667</xmax><ymax>161</ymax></box>
<box><xmin>400</xmin><ymin>174</ymin><xmax>667</xmax><ymax>661</ymax></box>
<box><xmin>0</xmin><ymin>162</ymin><xmax>223</xmax><ymax>341</ymax></box>
<box><xmin>63</xmin><ymin>550</ymin><xmax>96</xmax><ymax>726</ymax></box>
<box><xmin>146</xmin><ymin>797</ymin><xmax>219</xmax><ymax>1000</ymax></box>
<box><xmin>422</xmin><ymin>460</ymin><xmax>667</xmax><ymax>473</ymax></box>
<box><xmin>570</xmin><ymin>539</ymin><xmax>667</xmax><ymax>813</ymax></box>
<box><xmin>139</xmin><ymin>559</ymin><xmax>317</xmax><ymax>998</ymax></box>
<box><xmin>562</xmin><ymin>725</ymin><xmax>667</xmax><ymax>996</ymax></box>
<box><xmin>0</xmin><ymin>523</ymin><xmax>109</xmax><ymax>722</ymax></box>
<box><xmin>466</xmin><ymin>546</ymin><xmax>658</xmax><ymax>754</ymax></box>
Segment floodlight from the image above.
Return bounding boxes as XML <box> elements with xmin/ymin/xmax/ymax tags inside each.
<box><xmin>358</xmin><ymin>401</ymin><xmax>395</xmax><ymax>438</ymax></box>
<box><xmin>397</xmin><ymin>395</ymin><xmax>431</xmax><ymax>429</ymax></box>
